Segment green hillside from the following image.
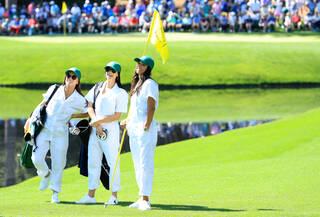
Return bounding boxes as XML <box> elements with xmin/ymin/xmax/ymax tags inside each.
<box><xmin>1</xmin><ymin>107</ymin><xmax>320</xmax><ymax>217</ymax></box>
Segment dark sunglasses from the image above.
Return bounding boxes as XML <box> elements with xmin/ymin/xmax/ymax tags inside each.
<box><xmin>106</xmin><ymin>68</ymin><xmax>116</xmax><ymax>73</ymax></box>
<box><xmin>138</xmin><ymin>61</ymin><xmax>146</xmax><ymax>66</ymax></box>
<box><xmin>66</xmin><ymin>73</ymin><xmax>77</xmax><ymax>80</ymax></box>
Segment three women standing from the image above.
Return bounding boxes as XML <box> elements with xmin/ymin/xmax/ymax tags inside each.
<box><xmin>27</xmin><ymin>57</ymin><xmax>159</xmax><ymax>210</ymax></box>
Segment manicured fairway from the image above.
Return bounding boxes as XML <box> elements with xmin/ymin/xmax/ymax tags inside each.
<box><xmin>1</xmin><ymin>87</ymin><xmax>320</xmax><ymax>121</ymax></box>
<box><xmin>1</xmin><ymin>33</ymin><xmax>320</xmax><ymax>85</ymax></box>
<box><xmin>1</xmin><ymin>107</ymin><xmax>320</xmax><ymax>216</ymax></box>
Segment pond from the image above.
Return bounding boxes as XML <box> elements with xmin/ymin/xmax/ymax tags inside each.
<box><xmin>0</xmin><ymin>118</ymin><xmax>273</xmax><ymax>187</ymax></box>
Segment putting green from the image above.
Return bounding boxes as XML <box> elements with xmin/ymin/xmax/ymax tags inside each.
<box><xmin>1</xmin><ymin>33</ymin><xmax>320</xmax><ymax>86</ymax></box>
<box><xmin>1</xmin><ymin>107</ymin><xmax>320</xmax><ymax>216</ymax></box>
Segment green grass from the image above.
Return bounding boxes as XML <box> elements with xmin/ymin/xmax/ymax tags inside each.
<box><xmin>1</xmin><ymin>87</ymin><xmax>320</xmax><ymax>121</ymax></box>
<box><xmin>1</xmin><ymin>107</ymin><xmax>320</xmax><ymax>216</ymax></box>
<box><xmin>1</xmin><ymin>33</ymin><xmax>320</xmax><ymax>85</ymax></box>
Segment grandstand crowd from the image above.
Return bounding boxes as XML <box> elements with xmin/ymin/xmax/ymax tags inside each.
<box><xmin>0</xmin><ymin>0</ymin><xmax>319</xmax><ymax>35</ymax></box>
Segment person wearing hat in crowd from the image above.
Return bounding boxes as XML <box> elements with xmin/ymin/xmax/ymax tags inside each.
<box><xmin>24</xmin><ymin>67</ymin><xmax>87</xmax><ymax>203</ymax></box>
<box><xmin>108</xmin><ymin>12</ymin><xmax>119</xmax><ymax>33</ymax></box>
<box><xmin>120</xmin><ymin>56</ymin><xmax>159</xmax><ymax>211</ymax></box>
<box><xmin>76</xmin><ymin>61</ymin><xmax>128</xmax><ymax>205</ymax></box>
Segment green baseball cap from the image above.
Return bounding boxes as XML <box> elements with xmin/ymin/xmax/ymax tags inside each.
<box><xmin>65</xmin><ymin>67</ymin><xmax>81</xmax><ymax>80</ymax></box>
<box><xmin>134</xmin><ymin>56</ymin><xmax>154</xmax><ymax>70</ymax></box>
<box><xmin>104</xmin><ymin>61</ymin><xmax>121</xmax><ymax>73</ymax></box>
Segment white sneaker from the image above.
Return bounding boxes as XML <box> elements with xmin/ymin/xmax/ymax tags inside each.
<box><xmin>51</xmin><ymin>192</ymin><xmax>60</xmax><ymax>203</ymax></box>
<box><xmin>106</xmin><ymin>195</ymin><xmax>118</xmax><ymax>205</ymax></box>
<box><xmin>39</xmin><ymin>173</ymin><xmax>51</xmax><ymax>191</ymax></box>
<box><xmin>76</xmin><ymin>194</ymin><xmax>96</xmax><ymax>204</ymax></box>
<box><xmin>129</xmin><ymin>198</ymin><xmax>142</xmax><ymax>208</ymax></box>
<box><xmin>138</xmin><ymin>200</ymin><xmax>151</xmax><ymax>211</ymax></box>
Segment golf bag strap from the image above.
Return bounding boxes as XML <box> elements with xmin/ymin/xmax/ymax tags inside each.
<box><xmin>45</xmin><ymin>84</ymin><xmax>59</xmax><ymax>106</ymax></box>
<box><xmin>93</xmin><ymin>82</ymin><xmax>104</xmax><ymax>110</ymax></box>
<box><xmin>29</xmin><ymin>85</ymin><xmax>59</xmax><ymax>118</ymax></box>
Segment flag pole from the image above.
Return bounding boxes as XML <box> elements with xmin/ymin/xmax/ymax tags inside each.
<box><xmin>143</xmin><ymin>9</ymin><xmax>157</xmax><ymax>56</ymax></box>
<box><xmin>63</xmin><ymin>18</ymin><xmax>66</xmax><ymax>36</ymax></box>
<box><xmin>104</xmin><ymin>128</ymin><xmax>127</xmax><ymax>208</ymax></box>
<box><xmin>62</xmin><ymin>1</ymin><xmax>67</xmax><ymax>36</ymax></box>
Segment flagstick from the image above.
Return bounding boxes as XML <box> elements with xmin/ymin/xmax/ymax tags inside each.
<box><xmin>63</xmin><ymin>18</ymin><xmax>66</xmax><ymax>36</ymax></box>
<box><xmin>104</xmin><ymin>129</ymin><xmax>127</xmax><ymax>208</ymax></box>
<box><xmin>143</xmin><ymin>10</ymin><xmax>157</xmax><ymax>56</ymax></box>
<box><xmin>143</xmin><ymin>26</ymin><xmax>151</xmax><ymax>56</ymax></box>
<box><xmin>143</xmin><ymin>41</ymin><xmax>149</xmax><ymax>56</ymax></box>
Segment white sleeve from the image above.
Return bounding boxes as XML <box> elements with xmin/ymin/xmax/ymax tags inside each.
<box><xmin>85</xmin><ymin>86</ymin><xmax>95</xmax><ymax>103</ymax></box>
<box><xmin>78</xmin><ymin>96</ymin><xmax>88</xmax><ymax>113</ymax></box>
<box><xmin>115</xmin><ymin>89</ymin><xmax>129</xmax><ymax>113</ymax></box>
<box><xmin>145</xmin><ymin>80</ymin><xmax>159</xmax><ymax>108</ymax></box>
<box><xmin>42</xmin><ymin>85</ymin><xmax>57</xmax><ymax>101</ymax></box>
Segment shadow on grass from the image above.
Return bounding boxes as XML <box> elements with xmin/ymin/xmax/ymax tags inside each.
<box><xmin>57</xmin><ymin>201</ymin><xmax>104</xmax><ymax>205</ymax></box>
<box><xmin>117</xmin><ymin>201</ymin><xmax>246</xmax><ymax>212</ymax></box>
<box><xmin>56</xmin><ymin>201</ymin><xmax>248</xmax><ymax>212</ymax></box>
<box><xmin>258</xmin><ymin>208</ymin><xmax>282</xmax><ymax>211</ymax></box>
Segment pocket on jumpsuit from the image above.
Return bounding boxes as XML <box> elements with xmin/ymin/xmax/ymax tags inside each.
<box><xmin>127</xmin><ymin>122</ymin><xmax>144</xmax><ymax>138</ymax></box>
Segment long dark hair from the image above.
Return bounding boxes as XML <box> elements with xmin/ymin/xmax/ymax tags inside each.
<box><xmin>63</xmin><ymin>76</ymin><xmax>84</xmax><ymax>96</ymax></box>
<box><xmin>115</xmin><ymin>72</ymin><xmax>123</xmax><ymax>89</ymax></box>
<box><xmin>129</xmin><ymin>66</ymin><xmax>152</xmax><ymax>97</ymax></box>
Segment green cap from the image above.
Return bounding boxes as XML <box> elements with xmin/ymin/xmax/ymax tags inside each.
<box><xmin>65</xmin><ymin>67</ymin><xmax>81</xmax><ymax>80</ymax></box>
<box><xmin>134</xmin><ymin>56</ymin><xmax>154</xmax><ymax>70</ymax></box>
<box><xmin>104</xmin><ymin>61</ymin><xmax>121</xmax><ymax>73</ymax></box>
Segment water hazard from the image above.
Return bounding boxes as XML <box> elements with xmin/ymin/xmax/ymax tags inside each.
<box><xmin>0</xmin><ymin>118</ymin><xmax>272</xmax><ymax>187</ymax></box>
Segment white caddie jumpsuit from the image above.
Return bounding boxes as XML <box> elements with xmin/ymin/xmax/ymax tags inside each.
<box><xmin>127</xmin><ymin>78</ymin><xmax>159</xmax><ymax>197</ymax></box>
<box><xmin>85</xmin><ymin>83</ymin><xmax>128</xmax><ymax>192</ymax></box>
<box><xmin>32</xmin><ymin>85</ymin><xmax>87</xmax><ymax>193</ymax></box>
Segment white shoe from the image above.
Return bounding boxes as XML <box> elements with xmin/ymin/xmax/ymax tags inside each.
<box><xmin>105</xmin><ymin>195</ymin><xmax>118</xmax><ymax>205</ymax></box>
<box><xmin>138</xmin><ymin>200</ymin><xmax>151</xmax><ymax>211</ymax></box>
<box><xmin>51</xmin><ymin>192</ymin><xmax>60</xmax><ymax>203</ymax></box>
<box><xmin>129</xmin><ymin>198</ymin><xmax>142</xmax><ymax>208</ymax></box>
<box><xmin>39</xmin><ymin>173</ymin><xmax>51</xmax><ymax>191</ymax></box>
<box><xmin>76</xmin><ymin>194</ymin><xmax>96</xmax><ymax>204</ymax></box>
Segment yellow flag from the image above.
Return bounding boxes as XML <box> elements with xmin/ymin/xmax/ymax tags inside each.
<box><xmin>61</xmin><ymin>1</ymin><xmax>68</xmax><ymax>14</ymax></box>
<box><xmin>147</xmin><ymin>10</ymin><xmax>169</xmax><ymax>64</ymax></box>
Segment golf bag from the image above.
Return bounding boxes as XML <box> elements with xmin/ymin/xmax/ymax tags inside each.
<box><xmin>77</xmin><ymin>82</ymin><xmax>110</xmax><ymax>190</ymax></box>
<box><xmin>20</xmin><ymin>85</ymin><xmax>59</xmax><ymax>168</ymax></box>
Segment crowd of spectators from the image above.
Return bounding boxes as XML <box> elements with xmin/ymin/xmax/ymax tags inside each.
<box><xmin>157</xmin><ymin>120</ymin><xmax>273</xmax><ymax>145</ymax></box>
<box><xmin>0</xmin><ymin>0</ymin><xmax>319</xmax><ymax>35</ymax></box>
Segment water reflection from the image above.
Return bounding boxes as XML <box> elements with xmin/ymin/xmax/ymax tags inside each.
<box><xmin>0</xmin><ymin>118</ymin><xmax>272</xmax><ymax>187</ymax></box>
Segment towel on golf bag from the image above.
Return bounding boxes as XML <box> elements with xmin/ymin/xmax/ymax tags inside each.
<box><xmin>77</xmin><ymin>119</ymin><xmax>110</xmax><ymax>190</ymax></box>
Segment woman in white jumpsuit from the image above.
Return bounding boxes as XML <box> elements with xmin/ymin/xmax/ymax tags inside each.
<box><xmin>24</xmin><ymin>68</ymin><xmax>87</xmax><ymax>203</ymax></box>
<box><xmin>121</xmin><ymin>56</ymin><xmax>159</xmax><ymax>211</ymax></box>
<box><xmin>76</xmin><ymin>61</ymin><xmax>128</xmax><ymax>205</ymax></box>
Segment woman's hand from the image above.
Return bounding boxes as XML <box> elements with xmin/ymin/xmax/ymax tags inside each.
<box><xmin>120</xmin><ymin>119</ymin><xmax>127</xmax><ymax>129</ymax></box>
<box><xmin>90</xmin><ymin>119</ymin><xmax>100</xmax><ymax>127</ymax></box>
<box><xmin>96</xmin><ymin>124</ymin><xmax>104</xmax><ymax>136</ymax></box>
<box><xmin>144</xmin><ymin>122</ymin><xmax>150</xmax><ymax>132</ymax></box>
<box><xmin>67</xmin><ymin>114</ymin><xmax>75</xmax><ymax>124</ymax></box>
<box><xmin>144</xmin><ymin>97</ymin><xmax>156</xmax><ymax>132</ymax></box>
